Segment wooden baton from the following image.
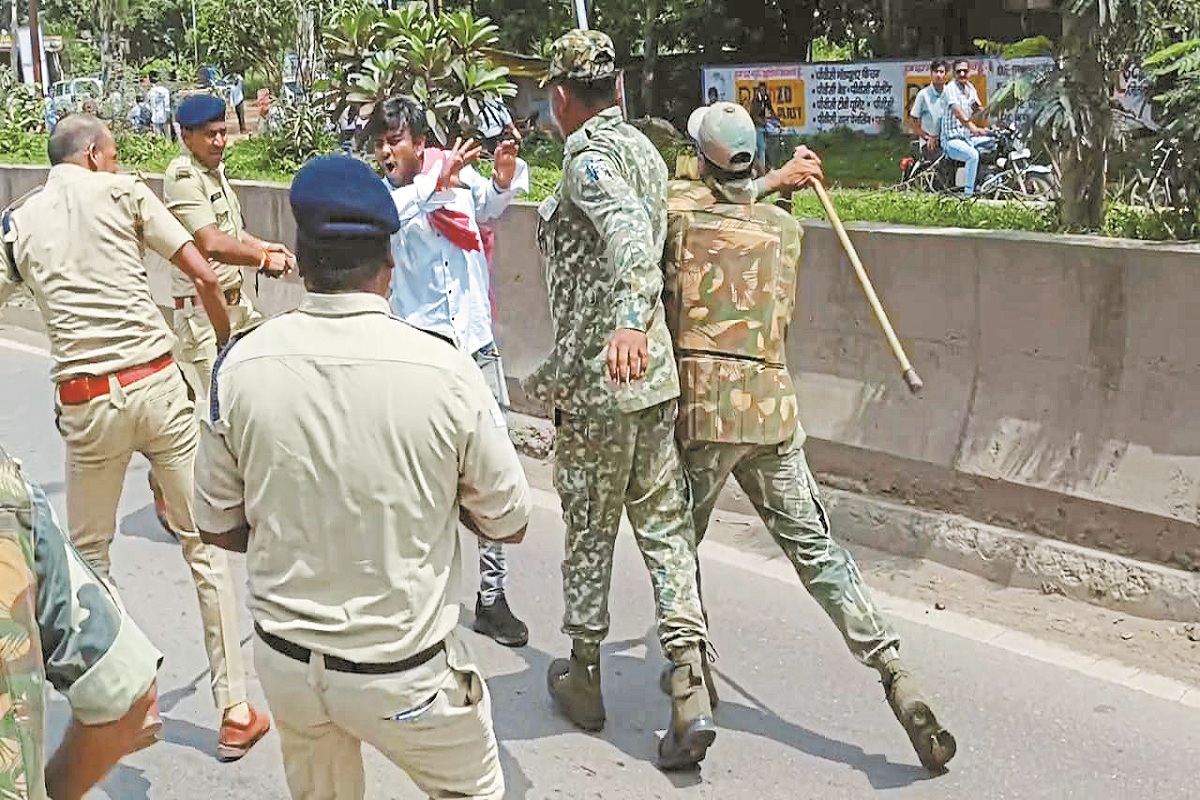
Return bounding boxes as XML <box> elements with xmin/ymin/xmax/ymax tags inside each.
<box><xmin>810</xmin><ymin>180</ymin><xmax>923</xmax><ymax>395</ymax></box>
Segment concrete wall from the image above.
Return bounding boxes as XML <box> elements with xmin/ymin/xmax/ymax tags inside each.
<box><xmin>3</xmin><ymin>165</ymin><xmax>1198</xmax><ymax>571</ymax></box>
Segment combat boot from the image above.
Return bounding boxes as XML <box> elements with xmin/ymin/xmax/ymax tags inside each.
<box><xmin>657</xmin><ymin>645</ymin><xmax>717</xmax><ymax>771</ymax></box>
<box><xmin>880</xmin><ymin>658</ymin><xmax>957</xmax><ymax>773</ymax></box>
<box><xmin>547</xmin><ymin>642</ymin><xmax>605</xmax><ymax>731</ymax></box>
<box><xmin>658</xmin><ymin>644</ymin><xmax>719</xmax><ymax>709</ymax></box>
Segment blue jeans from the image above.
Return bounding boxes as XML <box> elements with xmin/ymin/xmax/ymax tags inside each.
<box><xmin>473</xmin><ymin>343</ymin><xmax>510</xmax><ymax>605</ymax></box>
<box><xmin>755</xmin><ymin>126</ymin><xmax>767</xmax><ymax>166</ymax></box>
<box><xmin>942</xmin><ymin>135</ymin><xmax>993</xmax><ymax>196</ymax></box>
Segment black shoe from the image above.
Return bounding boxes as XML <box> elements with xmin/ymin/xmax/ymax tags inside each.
<box><xmin>148</xmin><ymin>473</ymin><xmax>177</xmax><ymax>540</ymax></box>
<box><xmin>473</xmin><ymin>593</ymin><xmax>529</xmax><ymax>647</ymax></box>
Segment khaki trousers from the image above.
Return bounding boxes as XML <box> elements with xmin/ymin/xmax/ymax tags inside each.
<box><xmin>173</xmin><ymin>291</ymin><xmax>263</xmax><ymax>402</ymax></box>
<box><xmin>56</xmin><ymin>364</ymin><xmax>246</xmax><ymax>711</ymax></box>
<box><xmin>254</xmin><ymin>630</ymin><xmax>504</xmax><ymax>800</ymax></box>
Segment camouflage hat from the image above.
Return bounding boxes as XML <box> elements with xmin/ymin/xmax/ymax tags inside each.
<box><xmin>542</xmin><ymin>29</ymin><xmax>617</xmax><ymax>87</ymax></box>
<box><xmin>687</xmin><ymin>102</ymin><xmax>757</xmax><ymax>172</ymax></box>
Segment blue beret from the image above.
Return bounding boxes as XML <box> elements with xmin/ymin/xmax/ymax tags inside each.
<box><xmin>176</xmin><ymin>93</ymin><xmax>226</xmax><ymax>128</ymax></box>
<box><xmin>290</xmin><ymin>156</ymin><xmax>401</xmax><ymax>245</ymax></box>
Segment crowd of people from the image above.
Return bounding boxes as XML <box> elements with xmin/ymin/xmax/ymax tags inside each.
<box><xmin>0</xmin><ymin>27</ymin><xmax>957</xmax><ymax>800</ymax></box>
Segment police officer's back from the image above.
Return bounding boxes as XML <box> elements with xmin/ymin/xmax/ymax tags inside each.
<box><xmin>195</xmin><ymin>156</ymin><xmax>532</xmax><ymax>800</ymax></box>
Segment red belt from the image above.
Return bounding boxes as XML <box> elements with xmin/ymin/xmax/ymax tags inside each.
<box><xmin>57</xmin><ymin>353</ymin><xmax>175</xmax><ymax>406</ymax></box>
<box><xmin>175</xmin><ymin>287</ymin><xmax>241</xmax><ymax>310</ymax></box>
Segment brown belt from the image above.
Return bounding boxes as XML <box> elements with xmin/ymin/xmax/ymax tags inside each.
<box><xmin>57</xmin><ymin>353</ymin><xmax>175</xmax><ymax>405</ymax></box>
<box><xmin>174</xmin><ymin>287</ymin><xmax>241</xmax><ymax>309</ymax></box>
<box><xmin>254</xmin><ymin>623</ymin><xmax>446</xmax><ymax>675</ymax></box>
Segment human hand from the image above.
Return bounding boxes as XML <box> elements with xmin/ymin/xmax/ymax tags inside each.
<box><xmin>439</xmin><ymin>137</ymin><xmax>482</xmax><ymax>190</ymax></box>
<box><xmin>765</xmin><ymin>145</ymin><xmax>824</xmax><ymax>193</ymax></box>
<box><xmin>606</xmin><ymin>328</ymin><xmax>649</xmax><ymax>384</ymax></box>
<box><xmin>492</xmin><ymin>135</ymin><xmax>521</xmax><ymax>190</ymax></box>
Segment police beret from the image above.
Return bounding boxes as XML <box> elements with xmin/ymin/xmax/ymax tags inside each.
<box><xmin>176</xmin><ymin>94</ymin><xmax>226</xmax><ymax>128</ymax></box>
<box><xmin>290</xmin><ymin>156</ymin><xmax>401</xmax><ymax>245</ymax></box>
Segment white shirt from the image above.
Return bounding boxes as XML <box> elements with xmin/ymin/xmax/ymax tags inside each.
<box><xmin>477</xmin><ymin>101</ymin><xmax>513</xmax><ymax>140</ymax></box>
<box><xmin>230</xmin><ymin>76</ymin><xmax>245</xmax><ymax>107</ymax></box>
<box><xmin>910</xmin><ymin>84</ymin><xmax>949</xmax><ymax>138</ymax></box>
<box><xmin>147</xmin><ymin>85</ymin><xmax>170</xmax><ymax>125</ymax></box>
<box><xmin>386</xmin><ymin>162</ymin><xmax>528</xmax><ymax>354</ymax></box>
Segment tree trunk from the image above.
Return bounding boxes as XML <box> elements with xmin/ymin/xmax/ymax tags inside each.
<box><xmin>1058</xmin><ymin>10</ymin><xmax>1110</xmax><ymax>230</ymax></box>
<box><xmin>641</xmin><ymin>0</ymin><xmax>660</xmax><ymax>118</ymax></box>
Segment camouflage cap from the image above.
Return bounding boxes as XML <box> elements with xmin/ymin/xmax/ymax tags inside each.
<box><xmin>687</xmin><ymin>102</ymin><xmax>757</xmax><ymax>173</ymax></box>
<box><xmin>542</xmin><ymin>29</ymin><xmax>617</xmax><ymax>87</ymax></box>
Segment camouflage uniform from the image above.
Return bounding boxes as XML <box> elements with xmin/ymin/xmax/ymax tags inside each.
<box><xmin>0</xmin><ymin>445</ymin><xmax>162</xmax><ymax>799</ymax></box>
<box><xmin>525</xmin><ymin>30</ymin><xmax>706</xmax><ymax>658</ymax></box>
<box><xmin>664</xmin><ymin>173</ymin><xmax>901</xmax><ymax>668</ymax></box>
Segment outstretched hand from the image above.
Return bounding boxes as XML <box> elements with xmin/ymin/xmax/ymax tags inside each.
<box><xmin>439</xmin><ymin>137</ymin><xmax>483</xmax><ymax>190</ymax></box>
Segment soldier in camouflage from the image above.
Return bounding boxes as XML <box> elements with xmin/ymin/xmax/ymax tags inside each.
<box><xmin>0</xmin><ymin>443</ymin><xmax>163</xmax><ymax>799</ymax></box>
<box><xmin>525</xmin><ymin>28</ymin><xmax>716</xmax><ymax>769</ymax></box>
<box><xmin>662</xmin><ymin>101</ymin><xmax>957</xmax><ymax>772</ymax></box>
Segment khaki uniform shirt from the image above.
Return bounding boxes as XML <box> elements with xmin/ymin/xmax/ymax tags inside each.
<box><xmin>0</xmin><ymin>164</ymin><xmax>191</xmax><ymax>382</ymax></box>
<box><xmin>163</xmin><ymin>152</ymin><xmax>244</xmax><ymax>296</ymax></box>
<box><xmin>194</xmin><ymin>293</ymin><xmax>531</xmax><ymax>663</ymax></box>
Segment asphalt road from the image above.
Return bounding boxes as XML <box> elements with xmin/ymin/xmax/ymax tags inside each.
<box><xmin>1</xmin><ymin>334</ymin><xmax>1197</xmax><ymax>800</ymax></box>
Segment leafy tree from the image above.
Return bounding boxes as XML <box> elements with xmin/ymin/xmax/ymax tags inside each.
<box><xmin>194</xmin><ymin>0</ymin><xmax>300</xmax><ymax>90</ymax></box>
<box><xmin>320</xmin><ymin>2</ymin><xmax>515</xmax><ymax>144</ymax></box>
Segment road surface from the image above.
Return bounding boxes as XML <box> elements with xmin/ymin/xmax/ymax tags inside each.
<box><xmin>1</xmin><ymin>331</ymin><xmax>1196</xmax><ymax>799</ymax></box>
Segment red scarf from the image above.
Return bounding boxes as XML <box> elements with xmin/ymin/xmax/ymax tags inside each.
<box><xmin>420</xmin><ymin>150</ymin><xmax>483</xmax><ymax>253</ymax></box>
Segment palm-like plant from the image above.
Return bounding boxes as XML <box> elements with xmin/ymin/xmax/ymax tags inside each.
<box><xmin>319</xmin><ymin>1</ymin><xmax>516</xmax><ymax>146</ymax></box>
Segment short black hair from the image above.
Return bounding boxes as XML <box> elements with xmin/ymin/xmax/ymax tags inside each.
<box><xmin>953</xmin><ymin>59</ymin><xmax>970</xmax><ymax>71</ymax></box>
<box><xmin>930</xmin><ymin>59</ymin><xmax>948</xmax><ymax>72</ymax></box>
<box><xmin>559</xmin><ymin>75</ymin><xmax>619</xmax><ymax>110</ymax></box>
<box><xmin>367</xmin><ymin>96</ymin><xmax>428</xmax><ymax>142</ymax></box>
<box><xmin>300</xmin><ymin>240</ymin><xmax>391</xmax><ymax>294</ymax></box>
<box><xmin>147</xmin><ymin>70</ymin><xmax>158</xmax><ymax>81</ymax></box>
<box><xmin>47</xmin><ymin>114</ymin><xmax>107</xmax><ymax>165</ymax></box>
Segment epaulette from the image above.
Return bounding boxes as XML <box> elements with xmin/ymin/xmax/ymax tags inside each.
<box><xmin>208</xmin><ymin>316</ymin><xmax>270</xmax><ymax>424</ymax></box>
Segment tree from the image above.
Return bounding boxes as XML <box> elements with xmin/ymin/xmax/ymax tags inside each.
<box><xmin>320</xmin><ymin>2</ymin><xmax>516</xmax><ymax>144</ymax></box>
<box><xmin>195</xmin><ymin>0</ymin><xmax>300</xmax><ymax>90</ymax></box>
<box><xmin>989</xmin><ymin>0</ymin><xmax>1198</xmax><ymax>230</ymax></box>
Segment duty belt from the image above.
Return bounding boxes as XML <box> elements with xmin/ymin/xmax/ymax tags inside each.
<box><xmin>57</xmin><ymin>353</ymin><xmax>175</xmax><ymax>405</ymax></box>
<box><xmin>254</xmin><ymin>623</ymin><xmax>446</xmax><ymax>675</ymax></box>
<box><xmin>174</xmin><ymin>287</ymin><xmax>241</xmax><ymax>309</ymax></box>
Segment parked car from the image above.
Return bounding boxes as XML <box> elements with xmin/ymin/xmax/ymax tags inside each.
<box><xmin>49</xmin><ymin>77</ymin><xmax>103</xmax><ymax>115</ymax></box>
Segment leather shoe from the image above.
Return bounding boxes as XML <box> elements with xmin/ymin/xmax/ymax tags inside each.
<box><xmin>217</xmin><ymin>705</ymin><xmax>271</xmax><ymax>762</ymax></box>
<box><xmin>473</xmin><ymin>593</ymin><xmax>529</xmax><ymax>647</ymax></box>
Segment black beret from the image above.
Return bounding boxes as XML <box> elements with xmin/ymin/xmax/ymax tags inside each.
<box><xmin>176</xmin><ymin>94</ymin><xmax>226</xmax><ymax>128</ymax></box>
<box><xmin>290</xmin><ymin>156</ymin><xmax>401</xmax><ymax>246</ymax></box>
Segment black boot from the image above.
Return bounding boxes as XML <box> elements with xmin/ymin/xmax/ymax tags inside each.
<box><xmin>473</xmin><ymin>593</ymin><xmax>529</xmax><ymax>647</ymax></box>
<box><xmin>657</xmin><ymin>645</ymin><xmax>717</xmax><ymax>770</ymax></box>
<box><xmin>547</xmin><ymin>643</ymin><xmax>606</xmax><ymax>731</ymax></box>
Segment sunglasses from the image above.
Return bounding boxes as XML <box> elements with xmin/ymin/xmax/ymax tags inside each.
<box><xmin>956</xmin><ymin>69</ymin><xmax>969</xmax><ymax>75</ymax></box>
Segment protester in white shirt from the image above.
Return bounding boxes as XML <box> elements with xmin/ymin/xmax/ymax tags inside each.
<box><xmin>369</xmin><ymin>95</ymin><xmax>532</xmax><ymax>649</ymax></box>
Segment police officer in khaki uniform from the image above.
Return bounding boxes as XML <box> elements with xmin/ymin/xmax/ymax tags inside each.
<box><xmin>0</xmin><ymin>114</ymin><xmax>271</xmax><ymax>762</ymax></box>
<box><xmin>163</xmin><ymin>94</ymin><xmax>294</xmax><ymax>399</ymax></box>
<box><xmin>196</xmin><ymin>156</ymin><xmax>532</xmax><ymax>800</ymax></box>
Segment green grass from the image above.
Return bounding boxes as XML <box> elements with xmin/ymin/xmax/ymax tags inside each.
<box><xmin>773</xmin><ymin>129</ymin><xmax>912</xmax><ymax>189</ymax></box>
<box><xmin>790</xmin><ymin>188</ymin><xmax>1057</xmax><ymax>233</ymax></box>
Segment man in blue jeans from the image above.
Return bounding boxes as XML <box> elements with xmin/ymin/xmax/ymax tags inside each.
<box><xmin>939</xmin><ymin>60</ymin><xmax>993</xmax><ymax>197</ymax></box>
<box><xmin>371</xmin><ymin>95</ymin><xmax>532</xmax><ymax>647</ymax></box>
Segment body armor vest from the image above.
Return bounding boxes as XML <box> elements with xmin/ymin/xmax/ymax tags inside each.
<box><xmin>664</xmin><ymin>181</ymin><xmax>800</xmax><ymax>445</ymax></box>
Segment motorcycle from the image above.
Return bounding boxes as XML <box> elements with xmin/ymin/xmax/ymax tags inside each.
<box><xmin>900</xmin><ymin>125</ymin><xmax>1057</xmax><ymax>200</ymax></box>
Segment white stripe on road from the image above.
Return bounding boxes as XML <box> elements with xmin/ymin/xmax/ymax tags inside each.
<box><xmin>0</xmin><ymin>334</ymin><xmax>49</xmax><ymax>358</ymax></box>
<box><xmin>528</xmin><ymin>485</ymin><xmax>1200</xmax><ymax>710</ymax></box>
